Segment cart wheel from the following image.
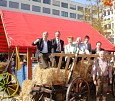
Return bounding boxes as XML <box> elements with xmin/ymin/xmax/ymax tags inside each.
<box><xmin>66</xmin><ymin>77</ymin><xmax>90</xmax><ymax>101</ymax></box>
<box><xmin>0</xmin><ymin>72</ymin><xmax>19</xmax><ymax>98</ymax></box>
<box><xmin>112</xmin><ymin>74</ymin><xmax>115</xmax><ymax>97</ymax></box>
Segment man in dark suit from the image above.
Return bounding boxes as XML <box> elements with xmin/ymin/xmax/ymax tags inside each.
<box><xmin>50</xmin><ymin>31</ymin><xmax>64</xmax><ymax>67</ymax></box>
<box><xmin>83</xmin><ymin>35</ymin><xmax>92</xmax><ymax>53</ymax></box>
<box><xmin>32</xmin><ymin>31</ymin><xmax>51</xmax><ymax>67</ymax></box>
<box><xmin>92</xmin><ymin>41</ymin><xmax>104</xmax><ymax>54</ymax></box>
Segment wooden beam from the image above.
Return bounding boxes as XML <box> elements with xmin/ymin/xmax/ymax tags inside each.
<box><xmin>8</xmin><ymin>48</ymin><xmax>12</xmax><ymax>73</ymax></box>
<box><xmin>27</xmin><ymin>48</ymin><xmax>32</xmax><ymax>80</ymax></box>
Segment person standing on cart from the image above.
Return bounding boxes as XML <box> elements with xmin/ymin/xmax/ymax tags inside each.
<box><xmin>83</xmin><ymin>35</ymin><xmax>92</xmax><ymax>53</ymax></box>
<box><xmin>92</xmin><ymin>51</ymin><xmax>112</xmax><ymax>101</ymax></box>
<box><xmin>50</xmin><ymin>31</ymin><xmax>64</xmax><ymax>67</ymax></box>
<box><xmin>92</xmin><ymin>41</ymin><xmax>104</xmax><ymax>54</ymax></box>
<box><xmin>32</xmin><ymin>31</ymin><xmax>51</xmax><ymax>68</ymax></box>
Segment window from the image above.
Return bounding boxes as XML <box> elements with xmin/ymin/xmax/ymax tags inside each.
<box><xmin>104</xmin><ymin>11</ymin><xmax>106</xmax><ymax>16</ymax></box>
<box><xmin>9</xmin><ymin>1</ymin><xmax>19</xmax><ymax>9</ymax></box>
<box><xmin>52</xmin><ymin>9</ymin><xmax>60</xmax><ymax>16</ymax></box>
<box><xmin>111</xmin><ymin>9</ymin><xmax>113</xmax><ymax>14</ymax></box>
<box><xmin>108</xmin><ymin>10</ymin><xmax>110</xmax><ymax>15</ymax></box>
<box><xmin>32</xmin><ymin>0</ymin><xmax>41</xmax><ymax>2</ymax></box>
<box><xmin>77</xmin><ymin>6</ymin><xmax>83</xmax><ymax>11</ymax></box>
<box><xmin>32</xmin><ymin>5</ymin><xmax>41</xmax><ymax>12</ymax></box>
<box><xmin>77</xmin><ymin>14</ymin><xmax>83</xmax><ymax>19</ymax></box>
<box><xmin>61</xmin><ymin>11</ymin><xmax>68</xmax><ymax>17</ymax></box>
<box><xmin>43</xmin><ymin>7</ymin><xmax>50</xmax><ymax>14</ymax></box>
<box><xmin>21</xmin><ymin>3</ymin><xmax>30</xmax><ymax>10</ymax></box>
<box><xmin>61</xmin><ymin>2</ymin><xmax>68</xmax><ymax>8</ymax></box>
<box><xmin>70</xmin><ymin>4</ymin><xmax>76</xmax><ymax>10</ymax></box>
<box><xmin>52</xmin><ymin>0</ymin><xmax>60</xmax><ymax>7</ymax></box>
<box><xmin>112</xmin><ymin>23</ymin><xmax>114</xmax><ymax>28</ymax></box>
<box><xmin>70</xmin><ymin>13</ymin><xmax>76</xmax><ymax>19</ymax></box>
<box><xmin>43</xmin><ymin>0</ymin><xmax>51</xmax><ymax>4</ymax></box>
<box><xmin>104</xmin><ymin>24</ymin><xmax>111</xmax><ymax>29</ymax></box>
<box><xmin>0</xmin><ymin>0</ymin><xmax>7</xmax><ymax>7</ymax></box>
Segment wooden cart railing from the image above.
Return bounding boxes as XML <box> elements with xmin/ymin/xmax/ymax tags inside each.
<box><xmin>50</xmin><ymin>52</ymin><xmax>115</xmax><ymax>84</ymax></box>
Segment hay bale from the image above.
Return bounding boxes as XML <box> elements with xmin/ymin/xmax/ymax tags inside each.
<box><xmin>18</xmin><ymin>80</ymin><xmax>35</xmax><ymax>101</ymax></box>
<box><xmin>41</xmin><ymin>68</ymin><xmax>54</xmax><ymax>85</ymax></box>
<box><xmin>33</xmin><ymin>66</ymin><xmax>43</xmax><ymax>85</ymax></box>
<box><xmin>76</xmin><ymin>61</ymin><xmax>93</xmax><ymax>79</ymax></box>
<box><xmin>33</xmin><ymin>66</ymin><xmax>68</xmax><ymax>85</ymax></box>
<box><xmin>21</xmin><ymin>80</ymin><xmax>35</xmax><ymax>96</ymax></box>
<box><xmin>0</xmin><ymin>62</ymin><xmax>7</xmax><ymax>72</ymax></box>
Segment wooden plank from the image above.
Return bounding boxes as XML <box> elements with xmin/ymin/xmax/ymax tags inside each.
<box><xmin>8</xmin><ymin>48</ymin><xmax>12</xmax><ymax>73</ymax></box>
<box><xmin>27</xmin><ymin>48</ymin><xmax>32</xmax><ymax>80</ymax></box>
<box><xmin>64</xmin><ymin>55</ymin><xmax>71</xmax><ymax>79</ymax></box>
<box><xmin>51</xmin><ymin>53</ymin><xmax>115</xmax><ymax>58</ymax></box>
<box><xmin>56</xmin><ymin>53</ymin><xmax>63</xmax><ymax>81</ymax></box>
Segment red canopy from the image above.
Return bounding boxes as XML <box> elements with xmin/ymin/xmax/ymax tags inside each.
<box><xmin>0</xmin><ymin>10</ymin><xmax>114</xmax><ymax>52</ymax></box>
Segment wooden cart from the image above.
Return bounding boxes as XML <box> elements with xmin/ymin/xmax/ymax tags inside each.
<box><xmin>29</xmin><ymin>52</ymin><xmax>115</xmax><ymax>101</ymax></box>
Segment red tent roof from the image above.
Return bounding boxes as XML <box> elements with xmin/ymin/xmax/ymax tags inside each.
<box><xmin>0</xmin><ymin>10</ymin><xmax>114</xmax><ymax>52</ymax></box>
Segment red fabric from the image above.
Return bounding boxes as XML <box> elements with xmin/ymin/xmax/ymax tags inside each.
<box><xmin>0</xmin><ymin>10</ymin><xmax>114</xmax><ymax>51</ymax></box>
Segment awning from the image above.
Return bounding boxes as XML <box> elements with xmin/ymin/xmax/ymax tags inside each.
<box><xmin>0</xmin><ymin>10</ymin><xmax>114</xmax><ymax>52</ymax></box>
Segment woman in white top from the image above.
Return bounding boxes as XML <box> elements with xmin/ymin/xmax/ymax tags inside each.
<box><xmin>64</xmin><ymin>36</ymin><xmax>77</xmax><ymax>54</ymax></box>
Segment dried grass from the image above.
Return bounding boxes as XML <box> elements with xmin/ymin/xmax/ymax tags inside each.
<box><xmin>19</xmin><ymin>80</ymin><xmax>35</xmax><ymax>101</ymax></box>
<box><xmin>33</xmin><ymin>65</ymin><xmax>67</xmax><ymax>85</ymax></box>
<box><xmin>0</xmin><ymin>62</ymin><xmax>7</xmax><ymax>72</ymax></box>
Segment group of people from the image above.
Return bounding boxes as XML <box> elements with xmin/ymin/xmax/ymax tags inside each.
<box><xmin>32</xmin><ymin>31</ymin><xmax>104</xmax><ymax>64</ymax></box>
<box><xmin>32</xmin><ymin>31</ymin><xmax>113</xmax><ymax>101</ymax></box>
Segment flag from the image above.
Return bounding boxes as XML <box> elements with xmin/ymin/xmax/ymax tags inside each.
<box><xmin>15</xmin><ymin>47</ymin><xmax>21</xmax><ymax>70</ymax></box>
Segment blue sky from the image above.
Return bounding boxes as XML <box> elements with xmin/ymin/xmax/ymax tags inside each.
<box><xmin>72</xmin><ymin>0</ymin><xmax>87</xmax><ymax>4</ymax></box>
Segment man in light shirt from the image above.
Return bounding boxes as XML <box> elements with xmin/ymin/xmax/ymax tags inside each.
<box><xmin>32</xmin><ymin>31</ymin><xmax>51</xmax><ymax>67</ymax></box>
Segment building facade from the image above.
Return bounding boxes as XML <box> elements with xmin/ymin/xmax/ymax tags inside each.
<box><xmin>103</xmin><ymin>0</ymin><xmax>115</xmax><ymax>44</ymax></box>
<box><xmin>0</xmin><ymin>0</ymin><xmax>86</xmax><ymax>21</ymax></box>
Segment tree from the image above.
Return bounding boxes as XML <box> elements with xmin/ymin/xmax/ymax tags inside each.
<box><xmin>80</xmin><ymin>0</ymin><xmax>113</xmax><ymax>43</ymax></box>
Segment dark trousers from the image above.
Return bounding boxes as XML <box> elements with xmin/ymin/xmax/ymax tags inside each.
<box><xmin>96</xmin><ymin>76</ymin><xmax>109</xmax><ymax>97</ymax></box>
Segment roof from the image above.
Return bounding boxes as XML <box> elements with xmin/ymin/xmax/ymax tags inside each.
<box><xmin>0</xmin><ymin>10</ymin><xmax>114</xmax><ymax>52</ymax></box>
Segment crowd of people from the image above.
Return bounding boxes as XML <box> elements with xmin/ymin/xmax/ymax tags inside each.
<box><xmin>32</xmin><ymin>31</ymin><xmax>113</xmax><ymax>101</ymax></box>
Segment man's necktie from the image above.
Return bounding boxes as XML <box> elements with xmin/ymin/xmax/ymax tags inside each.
<box><xmin>57</xmin><ymin>41</ymin><xmax>60</xmax><ymax>51</ymax></box>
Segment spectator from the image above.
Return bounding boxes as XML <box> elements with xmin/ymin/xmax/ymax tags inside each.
<box><xmin>92</xmin><ymin>41</ymin><xmax>104</xmax><ymax>54</ymax></box>
<box><xmin>83</xmin><ymin>35</ymin><xmax>92</xmax><ymax>53</ymax></box>
<box><xmin>50</xmin><ymin>31</ymin><xmax>64</xmax><ymax>67</ymax></box>
<box><xmin>65</xmin><ymin>36</ymin><xmax>77</xmax><ymax>54</ymax></box>
<box><xmin>64</xmin><ymin>36</ymin><xmax>77</xmax><ymax>66</ymax></box>
<box><xmin>32</xmin><ymin>31</ymin><xmax>51</xmax><ymax>68</ymax></box>
<box><xmin>91</xmin><ymin>51</ymin><xmax>112</xmax><ymax>101</ymax></box>
<box><xmin>74</xmin><ymin>37</ymin><xmax>89</xmax><ymax>54</ymax></box>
